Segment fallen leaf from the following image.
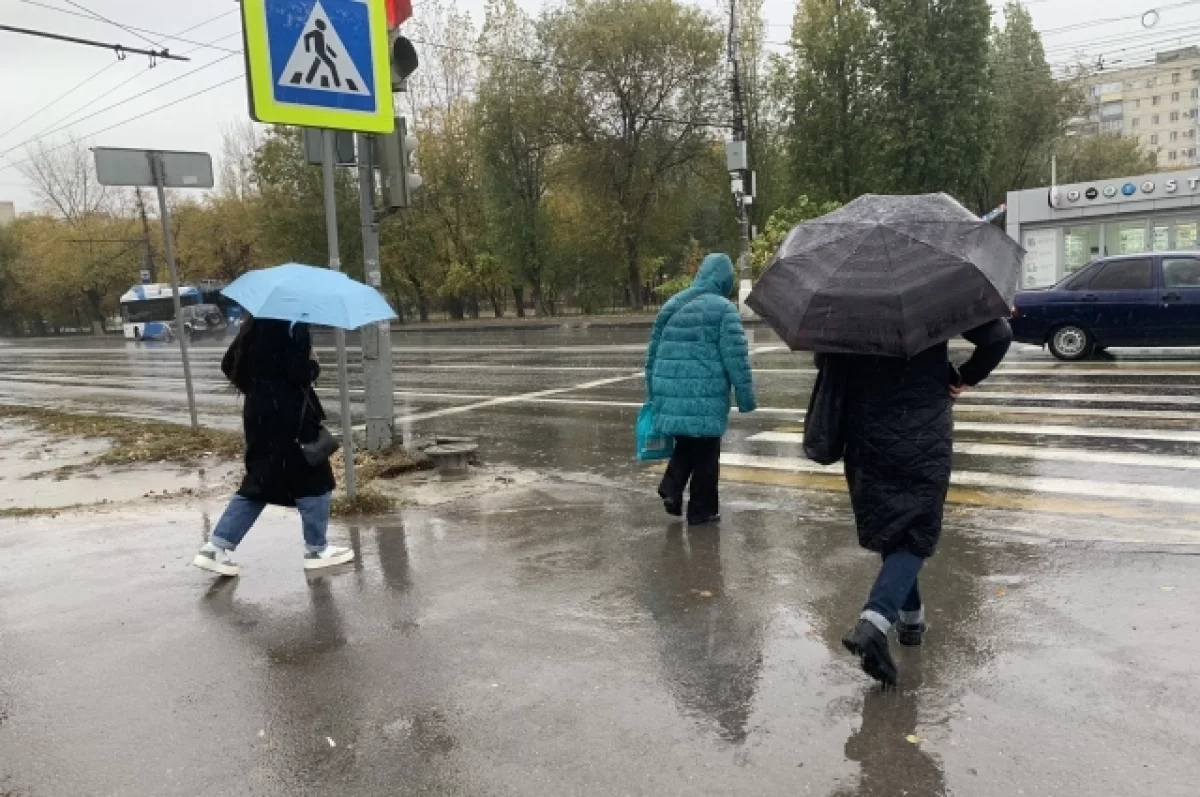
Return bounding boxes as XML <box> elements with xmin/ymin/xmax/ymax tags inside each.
<box><xmin>906</xmin><ymin>734</ymin><xmax>922</xmax><ymax>744</ymax></box>
<box><xmin>995</xmin><ymin>587</ymin><xmax>1007</xmax><ymax>598</ymax></box>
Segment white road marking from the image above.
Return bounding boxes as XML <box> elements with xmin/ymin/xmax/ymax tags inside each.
<box><xmin>751</xmin><ymin>424</ymin><xmax>1200</xmax><ymax>445</ymax></box>
<box><xmin>721</xmin><ymin>452</ymin><xmax>1200</xmax><ymax>506</ymax></box>
<box><xmin>392</xmin><ymin>373</ymin><xmax>644</xmax><ymax>423</ymax></box>
<box><xmin>747</xmin><ymin>433</ymin><xmax>1200</xmax><ymax>470</ymax></box>
<box><xmin>964</xmin><ymin>391</ymin><xmax>1200</xmax><ymax>405</ymax></box>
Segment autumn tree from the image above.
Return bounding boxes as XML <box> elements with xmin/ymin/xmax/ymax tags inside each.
<box><xmin>1055</xmin><ymin>135</ymin><xmax>1158</xmax><ymax>183</ymax></box>
<box><xmin>785</xmin><ymin>0</ymin><xmax>878</xmax><ymax>203</ymax></box>
<box><xmin>867</xmin><ymin>0</ymin><xmax>993</xmax><ymax>199</ymax></box>
<box><xmin>543</xmin><ymin>0</ymin><xmax>725</xmax><ymax>309</ymax></box>
<box><xmin>476</xmin><ymin>0</ymin><xmax>556</xmax><ymax>315</ymax></box>
<box><xmin>975</xmin><ymin>1</ymin><xmax>1079</xmax><ymax>212</ymax></box>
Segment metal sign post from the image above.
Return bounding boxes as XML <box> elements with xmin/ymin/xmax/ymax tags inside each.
<box><xmin>150</xmin><ymin>155</ymin><xmax>200</xmax><ymax>432</ymax></box>
<box><xmin>322</xmin><ymin>130</ymin><xmax>358</xmax><ymax>498</ymax></box>
<box><xmin>356</xmin><ymin>132</ymin><xmax>395</xmax><ymax>451</ymax></box>
<box><xmin>93</xmin><ymin>147</ymin><xmax>213</xmax><ymax>433</ymax></box>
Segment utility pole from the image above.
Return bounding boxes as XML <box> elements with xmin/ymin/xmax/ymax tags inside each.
<box><xmin>323</xmin><ymin>129</ymin><xmax>358</xmax><ymax>498</ymax></box>
<box><xmin>357</xmin><ymin>132</ymin><xmax>396</xmax><ymax>451</ymax></box>
<box><xmin>727</xmin><ymin>0</ymin><xmax>752</xmax><ymax>311</ymax></box>
<box><xmin>135</xmin><ymin>188</ymin><xmax>157</xmax><ymax>283</ymax></box>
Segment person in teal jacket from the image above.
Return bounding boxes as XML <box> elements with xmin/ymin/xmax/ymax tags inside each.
<box><xmin>645</xmin><ymin>253</ymin><xmax>757</xmax><ymax>525</ymax></box>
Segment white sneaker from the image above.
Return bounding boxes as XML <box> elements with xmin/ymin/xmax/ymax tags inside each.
<box><xmin>193</xmin><ymin>543</ymin><xmax>240</xmax><ymax>577</ymax></box>
<box><xmin>303</xmin><ymin>545</ymin><xmax>355</xmax><ymax>570</ymax></box>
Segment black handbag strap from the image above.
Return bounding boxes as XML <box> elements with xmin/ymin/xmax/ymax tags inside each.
<box><xmin>296</xmin><ymin>388</ymin><xmax>318</xmax><ymax>442</ymax></box>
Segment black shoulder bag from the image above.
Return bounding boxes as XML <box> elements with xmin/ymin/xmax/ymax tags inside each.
<box><xmin>297</xmin><ymin>390</ymin><xmax>341</xmax><ymax>467</ymax></box>
<box><xmin>803</xmin><ymin>353</ymin><xmax>849</xmax><ymax>465</ymax></box>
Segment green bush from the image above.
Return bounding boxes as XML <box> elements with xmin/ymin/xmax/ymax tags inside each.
<box><xmin>751</xmin><ymin>196</ymin><xmax>842</xmax><ymax>279</ymax></box>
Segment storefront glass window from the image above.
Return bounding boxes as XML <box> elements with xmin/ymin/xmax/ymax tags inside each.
<box><xmin>1176</xmin><ymin>220</ymin><xmax>1199</xmax><ymax>250</ymax></box>
<box><xmin>1105</xmin><ymin>220</ymin><xmax>1147</xmax><ymax>255</ymax></box>
<box><xmin>1064</xmin><ymin>225</ymin><xmax>1101</xmax><ymax>273</ymax></box>
<box><xmin>1153</xmin><ymin>221</ymin><xmax>1171</xmax><ymax>251</ymax></box>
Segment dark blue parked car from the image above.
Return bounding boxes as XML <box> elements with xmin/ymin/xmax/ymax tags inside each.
<box><xmin>1011</xmin><ymin>252</ymin><xmax>1200</xmax><ymax>360</ymax></box>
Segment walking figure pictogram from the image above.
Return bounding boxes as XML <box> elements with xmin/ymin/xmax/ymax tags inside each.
<box><xmin>271</xmin><ymin>0</ymin><xmax>372</xmax><ymax>102</ymax></box>
<box><xmin>290</xmin><ymin>18</ymin><xmax>360</xmax><ymax>92</ymax></box>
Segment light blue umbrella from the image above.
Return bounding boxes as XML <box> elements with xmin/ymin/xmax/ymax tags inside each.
<box><xmin>221</xmin><ymin>263</ymin><xmax>397</xmax><ymax>330</ymax></box>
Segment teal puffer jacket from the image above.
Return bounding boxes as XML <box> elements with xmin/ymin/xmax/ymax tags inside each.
<box><xmin>645</xmin><ymin>253</ymin><xmax>757</xmax><ymax>438</ymax></box>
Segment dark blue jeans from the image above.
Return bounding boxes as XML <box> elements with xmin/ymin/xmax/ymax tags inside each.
<box><xmin>862</xmin><ymin>549</ymin><xmax>924</xmax><ymax>631</ymax></box>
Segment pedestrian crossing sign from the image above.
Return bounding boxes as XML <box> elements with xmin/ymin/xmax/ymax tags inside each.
<box><xmin>242</xmin><ymin>0</ymin><xmax>394</xmax><ymax>133</ymax></box>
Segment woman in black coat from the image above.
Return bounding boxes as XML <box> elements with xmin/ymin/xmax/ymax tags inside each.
<box><xmin>840</xmin><ymin>318</ymin><xmax>1012</xmax><ymax>686</ymax></box>
<box><xmin>193</xmin><ymin>317</ymin><xmax>352</xmax><ymax>577</ymax></box>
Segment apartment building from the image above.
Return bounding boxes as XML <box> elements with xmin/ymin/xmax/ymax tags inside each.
<box><xmin>1071</xmin><ymin>46</ymin><xmax>1200</xmax><ymax>168</ymax></box>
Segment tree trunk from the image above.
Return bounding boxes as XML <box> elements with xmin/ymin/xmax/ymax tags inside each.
<box><xmin>512</xmin><ymin>285</ymin><xmax>525</xmax><ymax>318</ymax></box>
<box><xmin>84</xmin><ymin>289</ymin><xmax>106</xmax><ymax>336</ymax></box>
<box><xmin>624</xmin><ymin>233</ymin><xmax>643</xmax><ymax>311</ymax></box>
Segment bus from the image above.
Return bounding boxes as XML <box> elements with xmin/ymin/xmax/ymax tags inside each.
<box><xmin>119</xmin><ymin>283</ymin><xmax>201</xmax><ymax>341</ymax></box>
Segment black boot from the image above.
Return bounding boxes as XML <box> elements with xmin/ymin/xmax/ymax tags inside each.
<box><xmin>842</xmin><ymin>619</ymin><xmax>898</xmax><ymax>687</ymax></box>
<box><xmin>658</xmin><ymin>489</ymin><xmax>683</xmax><ymax>518</ymax></box>
<box><xmin>896</xmin><ymin>621</ymin><xmax>926</xmax><ymax>647</ymax></box>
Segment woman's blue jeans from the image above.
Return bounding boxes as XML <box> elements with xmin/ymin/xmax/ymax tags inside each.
<box><xmin>210</xmin><ymin>493</ymin><xmax>332</xmax><ymax>553</ymax></box>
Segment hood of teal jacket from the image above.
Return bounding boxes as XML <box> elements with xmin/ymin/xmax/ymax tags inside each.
<box><xmin>692</xmin><ymin>253</ymin><xmax>735</xmax><ymax>298</ymax></box>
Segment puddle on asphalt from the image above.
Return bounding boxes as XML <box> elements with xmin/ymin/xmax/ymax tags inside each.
<box><xmin>0</xmin><ymin>420</ymin><xmax>238</xmax><ymax>511</ymax></box>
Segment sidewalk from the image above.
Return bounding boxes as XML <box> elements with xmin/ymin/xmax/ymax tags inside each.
<box><xmin>2</xmin><ymin>460</ymin><xmax>1198</xmax><ymax>795</ymax></box>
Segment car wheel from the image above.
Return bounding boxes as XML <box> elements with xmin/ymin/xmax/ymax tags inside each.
<box><xmin>1049</xmin><ymin>324</ymin><xmax>1093</xmax><ymax>361</ymax></box>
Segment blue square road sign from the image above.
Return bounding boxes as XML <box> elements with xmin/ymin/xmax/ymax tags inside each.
<box><xmin>242</xmin><ymin>0</ymin><xmax>394</xmax><ymax>133</ymax></box>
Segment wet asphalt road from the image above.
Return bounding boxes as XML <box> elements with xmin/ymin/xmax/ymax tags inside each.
<box><xmin>2</xmin><ymin>326</ymin><xmax>1200</xmax><ymax>796</ymax></box>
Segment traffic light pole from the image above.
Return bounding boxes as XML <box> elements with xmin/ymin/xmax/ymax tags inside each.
<box><xmin>357</xmin><ymin>132</ymin><xmax>396</xmax><ymax>451</ymax></box>
<box><xmin>322</xmin><ymin>129</ymin><xmax>358</xmax><ymax>498</ymax></box>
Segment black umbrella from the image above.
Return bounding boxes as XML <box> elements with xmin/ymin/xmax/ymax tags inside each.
<box><xmin>746</xmin><ymin>193</ymin><xmax>1024</xmax><ymax>358</ymax></box>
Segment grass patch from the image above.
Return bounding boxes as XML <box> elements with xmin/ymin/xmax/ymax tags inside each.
<box><xmin>330</xmin><ymin>487</ymin><xmax>395</xmax><ymax>517</ymax></box>
<box><xmin>0</xmin><ymin>503</ymin><xmax>92</xmax><ymax>518</ymax></box>
<box><xmin>0</xmin><ymin>405</ymin><xmax>242</xmax><ymax>474</ymax></box>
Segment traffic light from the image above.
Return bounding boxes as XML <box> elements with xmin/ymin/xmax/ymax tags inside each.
<box><xmin>379</xmin><ymin>116</ymin><xmax>421</xmax><ymax>208</ymax></box>
<box><xmin>390</xmin><ymin>33</ymin><xmax>419</xmax><ymax>89</ymax></box>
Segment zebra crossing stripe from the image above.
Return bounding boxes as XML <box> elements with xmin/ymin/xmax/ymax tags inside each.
<box><xmin>746</xmin><ymin>433</ymin><xmax>1200</xmax><ymax>470</ymax></box>
<box><xmin>720</xmin><ymin>453</ymin><xmax>1200</xmax><ymax>506</ymax></box>
<box><xmin>750</xmin><ymin>423</ymin><xmax>1200</xmax><ymax>444</ymax></box>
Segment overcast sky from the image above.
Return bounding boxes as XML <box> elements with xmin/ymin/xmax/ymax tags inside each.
<box><xmin>0</xmin><ymin>0</ymin><xmax>1182</xmax><ymax>211</ymax></box>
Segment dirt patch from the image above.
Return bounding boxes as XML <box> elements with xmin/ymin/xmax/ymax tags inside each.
<box><xmin>0</xmin><ymin>503</ymin><xmax>95</xmax><ymax>519</ymax></box>
<box><xmin>0</xmin><ymin>405</ymin><xmax>242</xmax><ymax>476</ymax></box>
<box><xmin>330</xmin><ymin>488</ymin><xmax>396</xmax><ymax>517</ymax></box>
<box><xmin>327</xmin><ymin>447</ymin><xmax>432</xmax><ymax>516</ymax></box>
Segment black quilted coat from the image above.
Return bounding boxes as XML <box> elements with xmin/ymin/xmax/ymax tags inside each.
<box><xmin>840</xmin><ymin>319</ymin><xmax>1012</xmax><ymax>558</ymax></box>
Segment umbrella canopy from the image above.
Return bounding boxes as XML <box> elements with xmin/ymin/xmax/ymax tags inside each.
<box><xmin>221</xmin><ymin>263</ymin><xmax>397</xmax><ymax>330</ymax></box>
<box><xmin>746</xmin><ymin>193</ymin><xmax>1024</xmax><ymax>358</ymax></box>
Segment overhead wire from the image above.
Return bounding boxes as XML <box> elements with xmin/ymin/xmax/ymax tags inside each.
<box><xmin>2</xmin><ymin>74</ymin><xmax>244</xmax><ymax>175</ymax></box>
<box><xmin>0</xmin><ymin>8</ymin><xmax>240</xmax><ymax>144</ymax></box>
<box><xmin>59</xmin><ymin>0</ymin><xmax>163</xmax><ymax>49</ymax></box>
<box><xmin>1</xmin><ymin>27</ymin><xmax>244</xmax><ymax>165</ymax></box>
<box><xmin>18</xmin><ymin>1</ymin><xmax>240</xmax><ymax>54</ymax></box>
